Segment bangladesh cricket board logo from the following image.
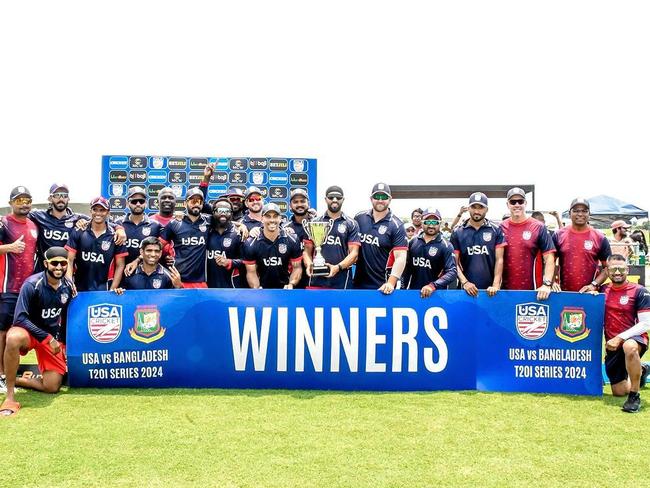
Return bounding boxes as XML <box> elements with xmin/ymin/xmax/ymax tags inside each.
<box><xmin>515</xmin><ymin>302</ymin><xmax>549</xmax><ymax>340</ymax></box>
<box><xmin>129</xmin><ymin>305</ymin><xmax>166</xmax><ymax>344</ymax></box>
<box><xmin>555</xmin><ymin>307</ymin><xmax>590</xmax><ymax>343</ymax></box>
<box><xmin>88</xmin><ymin>304</ymin><xmax>122</xmax><ymax>343</ymax></box>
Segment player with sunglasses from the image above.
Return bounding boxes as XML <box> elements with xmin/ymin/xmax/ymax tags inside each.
<box><xmin>595</xmin><ymin>254</ymin><xmax>650</xmax><ymax>412</ymax></box>
<box><xmin>353</xmin><ymin>183</ymin><xmax>408</xmax><ymax>294</ymax></box>
<box><xmin>206</xmin><ymin>200</ymin><xmax>244</xmax><ymax>288</ymax></box>
<box><xmin>403</xmin><ymin>209</ymin><xmax>457</xmax><ymax>297</ymax></box>
<box><xmin>242</xmin><ymin>186</ymin><xmax>264</xmax><ymax>231</ymax></box>
<box><xmin>0</xmin><ymin>186</ymin><xmax>39</xmax><ymax>391</ymax></box>
<box><xmin>500</xmin><ymin>187</ymin><xmax>555</xmax><ymax>300</ymax></box>
<box><xmin>118</xmin><ymin>187</ymin><xmax>164</xmax><ymax>264</ymax></box>
<box><xmin>0</xmin><ymin>247</ymin><xmax>74</xmax><ymax>416</ymax></box>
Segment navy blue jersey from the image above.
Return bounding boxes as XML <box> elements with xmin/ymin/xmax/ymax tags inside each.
<box><xmin>307</xmin><ymin>214</ymin><xmax>360</xmax><ymax>289</ymax></box>
<box><xmin>404</xmin><ymin>234</ymin><xmax>457</xmax><ymax>290</ymax></box>
<box><xmin>353</xmin><ymin>210</ymin><xmax>408</xmax><ymax>289</ymax></box>
<box><xmin>159</xmin><ymin>215</ymin><xmax>210</xmax><ymax>283</ymax></box>
<box><xmin>65</xmin><ymin>226</ymin><xmax>128</xmax><ymax>292</ymax></box>
<box><xmin>123</xmin><ymin>264</ymin><xmax>175</xmax><ymax>290</ymax></box>
<box><xmin>242</xmin><ymin>214</ymin><xmax>263</xmax><ymax>231</ymax></box>
<box><xmin>284</xmin><ymin>217</ymin><xmax>310</xmax><ymax>289</ymax></box>
<box><xmin>450</xmin><ymin>220</ymin><xmax>507</xmax><ymax>289</ymax></box>
<box><xmin>206</xmin><ymin>224</ymin><xmax>244</xmax><ymax>288</ymax></box>
<box><xmin>14</xmin><ymin>272</ymin><xmax>73</xmax><ymax>343</ymax></box>
<box><xmin>117</xmin><ymin>215</ymin><xmax>163</xmax><ymax>263</ymax></box>
<box><xmin>243</xmin><ymin>230</ymin><xmax>302</xmax><ymax>289</ymax></box>
<box><xmin>29</xmin><ymin>208</ymin><xmax>87</xmax><ymax>272</ymax></box>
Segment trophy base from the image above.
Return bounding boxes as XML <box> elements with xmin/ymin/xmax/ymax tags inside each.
<box><xmin>312</xmin><ymin>265</ymin><xmax>331</xmax><ymax>277</ymax></box>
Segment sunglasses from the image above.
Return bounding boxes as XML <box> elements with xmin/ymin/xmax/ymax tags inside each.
<box><xmin>187</xmin><ymin>197</ymin><xmax>203</xmax><ymax>203</ymax></box>
<box><xmin>227</xmin><ymin>196</ymin><xmax>243</xmax><ymax>203</ymax></box>
<box><xmin>508</xmin><ymin>199</ymin><xmax>525</xmax><ymax>205</ymax></box>
<box><xmin>129</xmin><ymin>199</ymin><xmax>146</xmax><ymax>205</ymax></box>
<box><xmin>372</xmin><ymin>193</ymin><xmax>390</xmax><ymax>201</ymax></box>
<box><xmin>51</xmin><ymin>192</ymin><xmax>69</xmax><ymax>199</ymax></box>
<box><xmin>214</xmin><ymin>207</ymin><xmax>232</xmax><ymax>214</ymax></box>
<box><xmin>423</xmin><ymin>219</ymin><xmax>440</xmax><ymax>226</ymax></box>
<box><xmin>47</xmin><ymin>260</ymin><xmax>68</xmax><ymax>268</ymax></box>
<box><xmin>326</xmin><ymin>195</ymin><xmax>342</xmax><ymax>201</ymax></box>
<box><xmin>247</xmin><ymin>196</ymin><xmax>262</xmax><ymax>202</ymax></box>
<box><xmin>13</xmin><ymin>197</ymin><xmax>32</xmax><ymax>205</ymax></box>
<box><xmin>608</xmin><ymin>266</ymin><xmax>627</xmax><ymax>273</ymax></box>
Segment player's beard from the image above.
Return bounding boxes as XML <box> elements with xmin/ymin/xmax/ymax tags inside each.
<box><xmin>52</xmin><ymin>201</ymin><xmax>68</xmax><ymax>212</ymax></box>
<box><xmin>327</xmin><ymin>201</ymin><xmax>341</xmax><ymax>214</ymax></box>
<box><xmin>187</xmin><ymin>205</ymin><xmax>202</xmax><ymax>217</ymax></box>
<box><xmin>46</xmin><ymin>268</ymin><xmax>64</xmax><ymax>280</ymax></box>
<box><xmin>292</xmin><ymin>206</ymin><xmax>308</xmax><ymax>217</ymax></box>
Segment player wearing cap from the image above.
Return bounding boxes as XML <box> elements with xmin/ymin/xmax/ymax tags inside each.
<box><xmin>553</xmin><ymin>198</ymin><xmax>611</xmax><ymax>293</ymax></box>
<box><xmin>243</xmin><ymin>203</ymin><xmax>302</xmax><ymax>289</ymax></box>
<box><xmin>65</xmin><ymin>197</ymin><xmax>128</xmax><ymax>292</ymax></box>
<box><xmin>451</xmin><ymin>192</ymin><xmax>506</xmax><ymax>297</ymax></box>
<box><xmin>609</xmin><ymin>220</ymin><xmax>634</xmax><ymax>261</ymax></box>
<box><xmin>159</xmin><ymin>188</ymin><xmax>211</xmax><ymax>288</ymax></box>
<box><xmin>594</xmin><ymin>255</ymin><xmax>650</xmax><ymax>412</ymax></box>
<box><xmin>29</xmin><ymin>183</ymin><xmax>89</xmax><ymax>273</ymax></box>
<box><xmin>304</xmin><ymin>186</ymin><xmax>360</xmax><ymax>289</ymax></box>
<box><xmin>0</xmin><ymin>247</ymin><xmax>74</xmax><ymax>416</ymax></box>
<box><xmin>403</xmin><ymin>209</ymin><xmax>457</xmax><ymax>297</ymax></box>
<box><xmin>284</xmin><ymin>188</ymin><xmax>311</xmax><ymax>289</ymax></box>
<box><xmin>0</xmin><ymin>186</ymin><xmax>39</xmax><ymax>389</ymax></box>
<box><xmin>114</xmin><ymin>237</ymin><xmax>182</xmax><ymax>292</ymax></box>
<box><xmin>354</xmin><ymin>183</ymin><xmax>408</xmax><ymax>294</ymax></box>
<box><xmin>118</xmin><ymin>187</ymin><xmax>164</xmax><ymax>265</ymax></box>
<box><xmin>242</xmin><ymin>186</ymin><xmax>264</xmax><ymax>231</ymax></box>
<box><xmin>500</xmin><ymin>187</ymin><xmax>555</xmax><ymax>300</ymax></box>
<box><xmin>206</xmin><ymin>200</ymin><xmax>244</xmax><ymax>288</ymax></box>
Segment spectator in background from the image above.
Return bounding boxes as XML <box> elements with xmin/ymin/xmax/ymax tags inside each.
<box><xmin>451</xmin><ymin>205</ymin><xmax>469</xmax><ymax>229</ymax></box>
<box><xmin>630</xmin><ymin>230</ymin><xmax>648</xmax><ymax>258</ymax></box>
<box><xmin>609</xmin><ymin>220</ymin><xmax>634</xmax><ymax>262</ymax></box>
<box><xmin>411</xmin><ymin>208</ymin><xmax>423</xmax><ymax>234</ymax></box>
<box><xmin>404</xmin><ymin>223</ymin><xmax>416</xmax><ymax>241</ymax></box>
<box><xmin>441</xmin><ymin>222</ymin><xmax>452</xmax><ymax>240</ymax></box>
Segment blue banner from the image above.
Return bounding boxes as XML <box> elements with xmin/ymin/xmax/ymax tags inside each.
<box><xmin>66</xmin><ymin>290</ymin><xmax>604</xmax><ymax>395</ymax></box>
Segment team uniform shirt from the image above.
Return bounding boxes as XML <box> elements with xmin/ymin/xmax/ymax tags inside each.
<box><xmin>117</xmin><ymin>215</ymin><xmax>163</xmax><ymax>263</ymax></box>
<box><xmin>123</xmin><ymin>264</ymin><xmax>175</xmax><ymax>290</ymax></box>
<box><xmin>450</xmin><ymin>220</ymin><xmax>507</xmax><ymax>289</ymax></box>
<box><xmin>403</xmin><ymin>234</ymin><xmax>457</xmax><ymax>290</ymax></box>
<box><xmin>500</xmin><ymin>217</ymin><xmax>555</xmax><ymax>290</ymax></box>
<box><xmin>284</xmin><ymin>217</ymin><xmax>310</xmax><ymax>289</ymax></box>
<box><xmin>553</xmin><ymin>226</ymin><xmax>611</xmax><ymax>292</ymax></box>
<box><xmin>242</xmin><ymin>230</ymin><xmax>302</xmax><ymax>289</ymax></box>
<box><xmin>0</xmin><ymin>215</ymin><xmax>39</xmax><ymax>293</ymax></box>
<box><xmin>242</xmin><ymin>213</ymin><xmax>263</xmax><ymax>231</ymax></box>
<box><xmin>206</xmin><ymin>224</ymin><xmax>244</xmax><ymax>288</ymax></box>
<box><xmin>150</xmin><ymin>213</ymin><xmax>173</xmax><ymax>227</ymax></box>
<box><xmin>307</xmin><ymin>214</ymin><xmax>360</xmax><ymax>289</ymax></box>
<box><xmin>29</xmin><ymin>208</ymin><xmax>87</xmax><ymax>272</ymax></box>
<box><xmin>603</xmin><ymin>282</ymin><xmax>650</xmax><ymax>345</ymax></box>
<box><xmin>65</xmin><ymin>226</ymin><xmax>128</xmax><ymax>292</ymax></box>
<box><xmin>14</xmin><ymin>272</ymin><xmax>73</xmax><ymax>343</ymax></box>
<box><xmin>354</xmin><ymin>210</ymin><xmax>408</xmax><ymax>289</ymax></box>
<box><xmin>159</xmin><ymin>215</ymin><xmax>210</xmax><ymax>283</ymax></box>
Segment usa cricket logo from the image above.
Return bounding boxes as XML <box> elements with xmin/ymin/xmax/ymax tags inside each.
<box><xmin>583</xmin><ymin>240</ymin><xmax>593</xmax><ymax>251</ymax></box>
<box><xmin>88</xmin><ymin>304</ymin><xmax>123</xmax><ymax>343</ymax></box>
<box><xmin>515</xmin><ymin>302</ymin><xmax>549</xmax><ymax>340</ymax></box>
<box><xmin>522</xmin><ymin>231</ymin><xmax>532</xmax><ymax>241</ymax></box>
<box><xmin>482</xmin><ymin>232</ymin><xmax>492</xmax><ymax>242</ymax></box>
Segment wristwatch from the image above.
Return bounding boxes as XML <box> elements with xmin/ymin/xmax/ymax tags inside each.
<box><xmin>542</xmin><ymin>279</ymin><xmax>552</xmax><ymax>287</ymax></box>
<box><xmin>590</xmin><ymin>280</ymin><xmax>598</xmax><ymax>287</ymax></box>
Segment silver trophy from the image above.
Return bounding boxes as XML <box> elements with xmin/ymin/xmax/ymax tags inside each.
<box><xmin>303</xmin><ymin>219</ymin><xmax>334</xmax><ymax>277</ymax></box>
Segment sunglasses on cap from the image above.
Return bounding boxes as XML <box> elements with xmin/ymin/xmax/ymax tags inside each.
<box><xmin>46</xmin><ymin>259</ymin><xmax>68</xmax><ymax>267</ymax></box>
<box><xmin>372</xmin><ymin>193</ymin><xmax>390</xmax><ymax>201</ymax></box>
<box><xmin>423</xmin><ymin>219</ymin><xmax>440</xmax><ymax>226</ymax></box>
<box><xmin>508</xmin><ymin>199</ymin><xmax>525</xmax><ymax>205</ymax></box>
<box><xmin>129</xmin><ymin>198</ymin><xmax>146</xmax><ymax>205</ymax></box>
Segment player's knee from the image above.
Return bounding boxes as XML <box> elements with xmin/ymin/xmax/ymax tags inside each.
<box><xmin>5</xmin><ymin>327</ymin><xmax>29</xmax><ymax>348</ymax></box>
<box><xmin>42</xmin><ymin>382</ymin><xmax>62</xmax><ymax>394</ymax></box>
<box><xmin>611</xmin><ymin>382</ymin><xmax>629</xmax><ymax>397</ymax></box>
<box><xmin>622</xmin><ymin>340</ymin><xmax>640</xmax><ymax>357</ymax></box>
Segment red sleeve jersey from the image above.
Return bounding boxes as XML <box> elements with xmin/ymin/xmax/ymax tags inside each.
<box><xmin>553</xmin><ymin>226</ymin><xmax>611</xmax><ymax>292</ymax></box>
<box><xmin>603</xmin><ymin>282</ymin><xmax>650</xmax><ymax>344</ymax></box>
<box><xmin>0</xmin><ymin>215</ymin><xmax>38</xmax><ymax>293</ymax></box>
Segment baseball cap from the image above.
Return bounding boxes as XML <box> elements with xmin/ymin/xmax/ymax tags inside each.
<box><xmin>223</xmin><ymin>188</ymin><xmax>245</xmax><ymax>199</ymax></box>
<box><xmin>325</xmin><ymin>185</ymin><xmax>344</xmax><ymax>198</ymax></box>
<box><xmin>404</xmin><ymin>223</ymin><xmax>416</xmax><ymax>231</ymax></box>
<box><xmin>49</xmin><ymin>183</ymin><xmax>69</xmax><ymax>194</ymax></box>
<box><xmin>245</xmin><ymin>186</ymin><xmax>263</xmax><ymax>199</ymax></box>
<box><xmin>44</xmin><ymin>246</ymin><xmax>69</xmax><ymax>261</ymax></box>
<box><xmin>290</xmin><ymin>188</ymin><xmax>309</xmax><ymax>201</ymax></box>
<box><xmin>185</xmin><ymin>188</ymin><xmax>204</xmax><ymax>201</ymax></box>
<box><xmin>611</xmin><ymin>220</ymin><xmax>631</xmax><ymax>230</ymax></box>
<box><xmin>468</xmin><ymin>192</ymin><xmax>488</xmax><ymax>207</ymax></box>
<box><xmin>158</xmin><ymin>187</ymin><xmax>175</xmax><ymax>197</ymax></box>
<box><xmin>569</xmin><ymin>198</ymin><xmax>590</xmax><ymax>210</ymax></box>
<box><xmin>506</xmin><ymin>187</ymin><xmax>526</xmax><ymax>200</ymax></box>
<box><xmin>371</xmin><ymin>182</ymin><xmax>392</xmax><ymax>197</ymax></box>
<box><xmin>90</xmin><ymin>196</ymin><xmax>109</xmax><ymax>209</ymax></box>
<box><xmin>127</xmin><ymin>186</ymin><xmax>147</xmax><ymax>199</ymax></box>
<box><xmin>422</xmin><ymin>208</ymin><xmax>442</xmax><ymax>220</ymax></box>
<box><xmin>10</xmin><ymin>186</ymin><xmax>32</xmax><ymax>200</ymax></box>
<box><xmin>262</xmin><ymin>202</ymin><xmax>282</xmax><ymax>216</ymax></box>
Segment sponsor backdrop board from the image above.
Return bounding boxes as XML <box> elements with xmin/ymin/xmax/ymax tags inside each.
<box><xmin>67</xmin><ymin>290</ymin><xmax>604</xmax><ymax>395</ymax></box>
<box><xmin>101</xmin><ymin>155</ymin><xmax>317</xmax><ymax>218</ymax></box>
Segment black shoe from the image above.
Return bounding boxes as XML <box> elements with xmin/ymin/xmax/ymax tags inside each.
<box><xmin>641</xmin><ymin>363</ymin><xmax>650</xmax><ymax>389</ymax></box>
<box><xmin>622</xmin><ymin>392</ymin><xmax>641</xmax><ymax>413</ymax></box>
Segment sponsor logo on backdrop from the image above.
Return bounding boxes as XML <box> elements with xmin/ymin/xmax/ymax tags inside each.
<box><xmin>129</xmin><ymin>156</ymin><xmax>147</xmax><ymax>168</ymax></box>
<box><xmin>88</xmin><ymin>304</ymin><xmax>122</xmax><ymax>343</ymax></box>
<box><xmin>148</xmin><ymin>170</ymin><xmax>167</xmax><ymax>184</ymax></box>
<box><xmin>151</xmin><ymin>156</ymin><xmax>166</xmax><ymax>169</ymax></box>
<box><xmin>250</xmin><ymin>158</ymin><xmax>268</xmax><ymax>170</ymax></box>
<box><xmin>555</xmin><ymin>307</ymin><xmax>589</xmax><ymax>343</ymax></box>
<box><xmin>291</xmin><ymin>159</ymin><xmax>307</xmax><ymax>172</ymax></box>
<box><xmin>109</xmin><ymin>170</ymin><xmax>127</xmax><ymax>183</ymax></box>
<box><xmin>229</xmin><ymin>172</ymin><xmax>247</xmax><ymax>184</ymax></box>
<box><xmin>189</xmin><ymin>158</ymin><xmax>208</xmax><ymax>170</ymax></box>
<box><xmin>129</xmin><ymin>170</ymin><xmax>147</xmax><ymax>183</ymax></box>
<box><xmin>109</xmin><ymin>157</ymin><xmax>128</xmax><ymax>169</ymax></box>
<box><xmin>168</xmin><ymin>158</ymin><xmax>187</xmax><ymax>170</ymax></box>
<box><xmin>109</xmin><ymin>197</ymin><xmax>126</xmax><ymax>210</ymax></box>
<box><xmin>111</xmin><ymin>184</ymin><xmax>125</xmax><ymax>197</ymax></box>
<box><xmin>168</xmin><ymin>172</ymin><xmax>187</xmax><ymax>184</ymax></box>
<box><xmin>269</xmin><ymin>159</ymin><xmax>288</xmax><ymax>171</ymax></box>
<box><xmin>229</xmin><ymin>158</ymin><xmax>248</xmax><ymax>170</ymax></box>
<box><xmin>515</xmin><ymin>302</ymin><xmax>549</xmax><ymax>340</ymax></box>
<box><xmin>289</xmin><ymin>173</ymin><xmax>308</xmax><ymax>186</ymax></box>
<box><xmin>129</xmin><ymin>305</ymin><xmax>166</xmax><ymax>344</ymax></box>
<box><xmin>270</xmin><ymin>187</ymin><xmax>287</xmax><ymax>199</ymax></box>
<box><xmin>269</xmin><ymin>173</ymin><xmax>289</xmax><ymax>185</ymax></box>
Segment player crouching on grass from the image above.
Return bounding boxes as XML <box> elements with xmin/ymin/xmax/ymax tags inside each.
<box><xmin>0</xmin><ymin>247</ymin><xmax>74</xmax><ymax>417</ymax></box>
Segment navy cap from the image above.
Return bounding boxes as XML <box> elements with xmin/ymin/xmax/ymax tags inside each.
<box><xmin>224</xmin><ymin>188</ymin><xmax>245</xmax><ymax>199</ymax></box>
<box><xmin>185</xmin><ymin>188</ymin><xmax>204</xmax><ymax>201</ymax></box>
<box><xmin>44</xmin><ymin>246</ymin><xmax>69</xmax><ymax>260</ymax></box>
<box><xmin>371</xmin><ymin>182</ymin><xmax>391</xmax><ymax>197</ymax></box>
<box><xmin>127</xmin><ymin>186</ymin><xmax>147</xmax><ymax>199</ymax></box>
<box><xmin>506</xmin><ymin>187</ymin><xmax>526</xmax><ymax>200</ymax></box>
<box><xmin>90</xmin><ymin>196</ymin><xmax>109</xmax><ymax>209</ymax></box>
<box><xmin>325</xmin><ymin>185</ymin><xmax>344</xmax><ymax>198</ymax></box>
<box><xmin>262</xmin><ymin>203</ymin><xmax>282</xmax><ymax>216</ymax></box>
<box><xmin>290</xmin><ymin>188</ymin><xmax>309</xmax><ymax>200</ymax></box>
<box><xmin>245</xmin><ymin>186</ymin><xmax>263</xmax><ymax>199</ymax></box>
<box><xmin>10</xmin><ymin>186</ymin><xmax>31</xmax><ymax>200</ymax></box>
<box><xmin>468</xmin><ymin>192</ymin><xmax>488</xmax><ymax>207</ymax></box>
<box><xmin>570</xmin><ymin>197</ymin><xmax>590</xmax><ymax>210</ymax></box>
<box><xmin>422</xmin><ymin>208</ymin><xmax>442</xmax><ymax>220</ymax></box>
<box><xmin>49</xmin><ymin>183</ymin><xmax>69</xmax><ymax>194</ymax></box>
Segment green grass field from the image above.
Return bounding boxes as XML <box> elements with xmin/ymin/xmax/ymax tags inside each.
<box><xmin>2</xmin><ymin>385</ymin><xmax>648</xmax><ymax>487</ymax></box>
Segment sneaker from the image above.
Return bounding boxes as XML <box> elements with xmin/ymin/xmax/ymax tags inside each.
<box><xmin>0</xmin><ymin>375</ymin><xmax>6</xmax><ymax>394</ymax></box>
<box><xmin>641</xmin><ymin>363</ymin><xmax>650</xmax><ymax>389</ymax></box>
<box><xmin>622</xmin><ymin>392</ymin><xmax>641</xmax><ymax>413</ymax></box>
